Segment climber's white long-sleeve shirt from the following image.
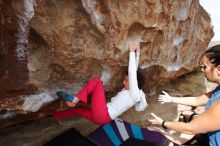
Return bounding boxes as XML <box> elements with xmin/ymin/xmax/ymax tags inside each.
<box><xmin>107</xmin><ymin>52</ymin><xmax>148</xmax><ymax>119</ymax></box>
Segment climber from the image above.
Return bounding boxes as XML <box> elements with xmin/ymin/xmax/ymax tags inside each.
<box><xmin>53</xmin><ymin>40</ymin><xmax>148</xmax><ymax>125</ymax></box>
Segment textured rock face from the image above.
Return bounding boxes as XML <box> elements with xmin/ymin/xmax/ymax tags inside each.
<box><xmin>0</xmin><ymin>0</ymin><xmax>214</xmax><ymax>128</ymax></box>
<box><xmin>0</xmin><ymin>0</ymin><xmax>37</xmax><ymax>98</ymax></box>
<box><xmin>28</xmin><ymin>0</ymin><xmax>213</xmax><ymax>91</ymax></box>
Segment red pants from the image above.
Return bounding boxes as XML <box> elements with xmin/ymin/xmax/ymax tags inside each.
<box><xmin>53</xmin><ymin>77</ymin><xmax>111</xmax><ymax>125</ymax></box>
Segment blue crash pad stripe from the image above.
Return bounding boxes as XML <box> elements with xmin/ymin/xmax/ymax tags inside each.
<box><xmin>131</xmin><ymin>124</ymin><xmax>143</xmax><ymax>140</ymax></box>
<box><xmin>103</xmin><ymin>124</ymin><xmax>121</xmax><ymax>146</ymax></box>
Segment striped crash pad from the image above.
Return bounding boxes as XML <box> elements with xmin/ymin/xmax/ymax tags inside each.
<box><xmin>88</xmin><ymin>118</ymin><xmax>167</xmax><ymax>146</ymax></box>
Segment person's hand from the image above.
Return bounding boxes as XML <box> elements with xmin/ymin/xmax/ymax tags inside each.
<box><xmin>66</xmin><ymin>101</ymin><xmax>76</xmax><ymax>107</ymax></box>
<box><xmin>129</xmin><ymin>40</ymin><xmax>140</xmax><ymax>52</ymax></box>
<box><xmin>136</xmin><ymin>41</ymin><xmax>140</xmax><ymax>53</ymax></box>
<box><xmin>181</xmin><ymin>110</ymin><xmax>194</xmax><ymax>117</ymax></box>
<box><xmin>147</xmin><ymin>126</ymin><xmax>165</xmax><ymax>134</ymax></box>
<box><xmin>148</xmin><ymin>113</ymin><xmax>163</xmax><ymax>126</ymax></box>
<box><xmin>177</xmin><ymin>104</ymin><xmax>192</xmax><ymax>112</ymax></box>
<box><xmin>194</xmin><ymin>106</ymin><xmax>205</xmax><ymax>114</ymax></box>
<box><xmin>158</xmin><ymin>91</ymin><xmax>173</xmax><ymax>104</ymax></box>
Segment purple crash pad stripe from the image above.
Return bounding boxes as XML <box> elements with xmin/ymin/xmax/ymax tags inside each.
<box><xmin>88</xmin><ymin>126</ymin><xmax>114</xmax><ymax>146</ymax></box>
<box><xmin>141</xmin><ymin>128</ymin><xmax>167</xmax><ymax>146</ymax></box>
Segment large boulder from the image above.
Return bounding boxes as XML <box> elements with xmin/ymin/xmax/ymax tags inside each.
<box><xmin>0</xmin><ymin>0</ymin><xmax>214</xmax><ymax>128</ymax></box>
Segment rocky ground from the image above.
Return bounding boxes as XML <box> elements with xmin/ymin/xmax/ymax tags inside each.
<box><xmin>0</xmin><ymin>70</ymin><xmax>217</xmax><ymax>146</ymax></box>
